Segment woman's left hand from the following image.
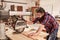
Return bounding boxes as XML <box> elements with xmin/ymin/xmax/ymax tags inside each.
<box><xmin>28</xmin><ymin>32</ymin><xmax>39</xmax><ymax>37</ymax></box>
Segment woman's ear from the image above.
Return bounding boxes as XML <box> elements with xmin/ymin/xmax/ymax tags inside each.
<box><xmin>42</xmin><ymin>13</ymin><xmax>44</xmax><ymax>15</ymax></box>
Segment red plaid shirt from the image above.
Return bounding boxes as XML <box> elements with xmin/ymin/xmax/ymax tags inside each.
<box><xmin>33</xmin><ymin>12</ymin><xmax>59</xmax><ymax>34</ymax></box>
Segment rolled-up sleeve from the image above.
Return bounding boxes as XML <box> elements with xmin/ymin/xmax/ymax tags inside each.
<box><xmin>33</xmin><ymin>18</ymin><xmax>39</xmax><ymax>24</ymax></box>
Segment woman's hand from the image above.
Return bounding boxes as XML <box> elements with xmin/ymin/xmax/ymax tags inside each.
<box><xmin>26</xmin><ymin>21</ymin><xmax>33</xmax><ymax>25</ymax></box>
<box><xmin>28</xmin><ymin>32</ymin><xmax>39</xmax><ymax>37</ymax></box>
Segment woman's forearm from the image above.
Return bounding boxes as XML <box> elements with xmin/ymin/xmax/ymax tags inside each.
<box><xmin>36</xmin><ymin>25</ymin><xmax>44</xmax><ymax>34</ymax></box>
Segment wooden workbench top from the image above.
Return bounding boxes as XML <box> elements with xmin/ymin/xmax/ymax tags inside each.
<box><xmin>5</xmin><ymin>24</ymin><xmax>48</xmax><ymax>40</ymax></box>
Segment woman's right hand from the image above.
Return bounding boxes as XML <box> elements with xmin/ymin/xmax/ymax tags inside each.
<box><xmin>26</xmin><ymin>21</ymin><xmax>33</xmax><ymax>25</ymax></box>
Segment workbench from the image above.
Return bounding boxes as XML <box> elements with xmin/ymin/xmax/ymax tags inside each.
<box><xmin>5</xmin><ymin>24</ymin><xmax>48</xmax><ymax>40</ymax></box>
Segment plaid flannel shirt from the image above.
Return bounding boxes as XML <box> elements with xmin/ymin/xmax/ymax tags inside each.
<box><xmin>33</xmin><ymin>12</ymin><xmax>59</xmax><ymax>34</ymax></box>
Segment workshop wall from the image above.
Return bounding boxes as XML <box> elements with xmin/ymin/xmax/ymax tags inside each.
<box><xmin>4</xmin><ymin>0</ymin><xmax>35</xmax><ymax>12</ymax></box>
<box><xmin>40</xmin><ymin>0</ymin><xmax>60</xmax><ymax>17</ymax></box>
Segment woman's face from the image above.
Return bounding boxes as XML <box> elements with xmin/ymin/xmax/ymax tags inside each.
<box><xmin>36</xmin><ymin>13</ymin><xmax>44</xmax><ymax>18</ymax></box>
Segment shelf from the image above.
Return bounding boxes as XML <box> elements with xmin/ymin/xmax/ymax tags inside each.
<box><xmin>9</xmin><ymin>11</ymin><xmax>32</xmax><ymax>16</ymax></box>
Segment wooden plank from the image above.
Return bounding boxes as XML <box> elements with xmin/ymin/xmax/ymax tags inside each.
<box><xmin>22</xmin><ymin>31</ymin><xmax>47</xmax><ymax>40</ymax></box>
<box><xmin>22</xmin><ymin>24</ymin><xmax>48</xmax><ymax>40</ymax></box>
<box><xmin>5</xmin><ymin>28</ymin><xmax>33</xmax><ymax>40</ymax></box>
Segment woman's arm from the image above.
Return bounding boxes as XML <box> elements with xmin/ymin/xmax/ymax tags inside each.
<box><xmin>36</xmin><ymin>24</ymin><xmax>45</xmax><ymax>34</ymax></box>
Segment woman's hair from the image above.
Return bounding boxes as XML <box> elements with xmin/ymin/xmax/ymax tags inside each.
<box><xmin>36</xmin><ymin>7</ymin><xmax>45</xmax><ymax>13</ymax></box>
